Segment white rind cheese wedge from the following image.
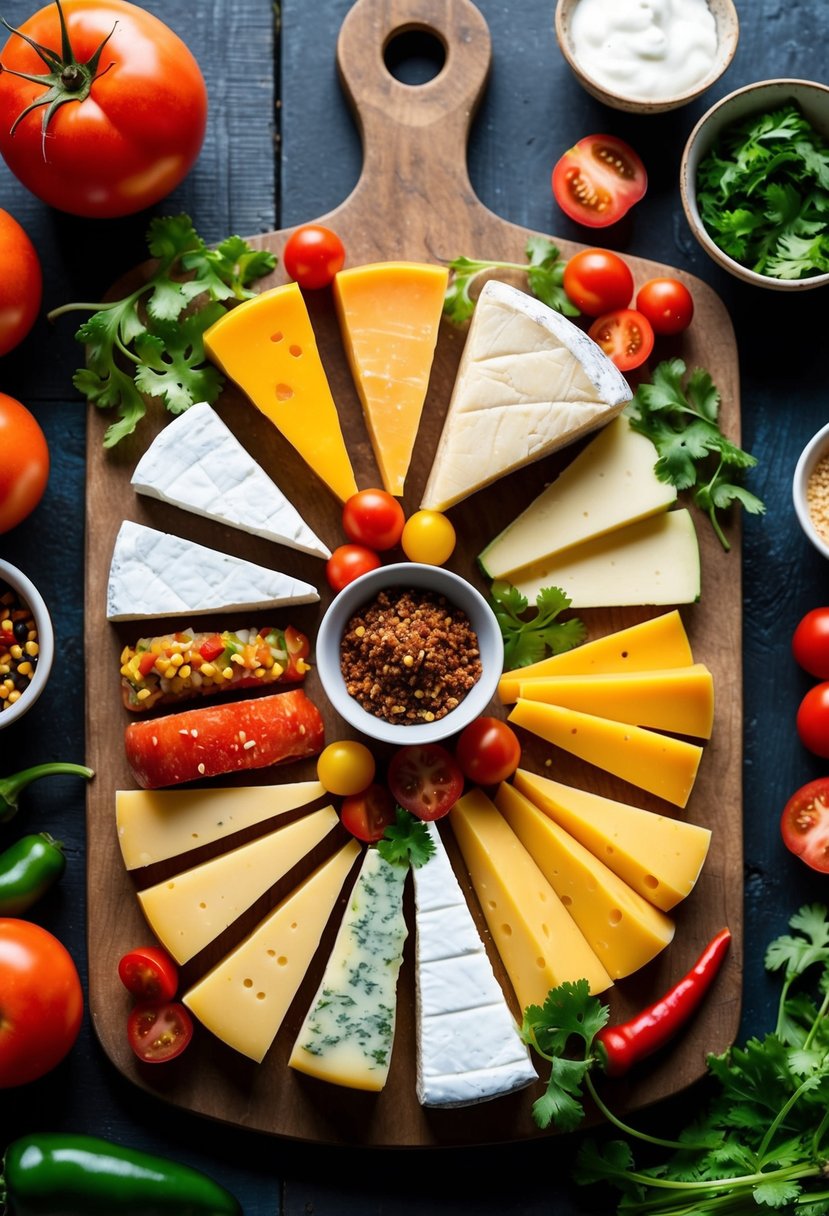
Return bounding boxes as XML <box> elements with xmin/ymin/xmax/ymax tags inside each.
<box><xmin>106</xmin><ymin>520</ymin><xmax>319</xmax><ymax>621</ymax></box>
<box><xmin>420</xmin><ymin>279</ymin><xmax>631</xmax><ymax>512</ymax></box>
<box><xmin>412</xmin><ymin>822</ymin><xmax>537</xmax><ymax>1108</ymax></box>
<box><xmin>131</xmin><ymin>402</ymin><xmax>331</xmax><ymax>559</ymax></box>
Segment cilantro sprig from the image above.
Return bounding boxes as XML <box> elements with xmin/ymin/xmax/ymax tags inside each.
<box><xmin>376</xmin><ymin>805</ymin><xmax>436</xmax><ymax>869</ymax></box>
<box><xmin>489</xmin><ymin>581</ymin><xmax>586</xmax><ymax>670</ymax></box>
<box><xmin>443</xmin><ymin>237</ymin><xmax>580</xmax><ymax>324</ymax></box>
<box><xmin>521</xmin><ymin>979</ymin><xmax>609</xmax><ymax>1132</ymax></box>
<box><xmin>627</xmin><ymin>358</ymin><xmax>765</xmax><ymax>551</ymax></box>
<box><xmin>48</xmin><ymin>215</ymin><xmax>277</xmax><ymax>447</ymax></box>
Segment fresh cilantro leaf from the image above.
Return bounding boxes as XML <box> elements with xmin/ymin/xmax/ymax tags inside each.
<box><xmin>443</xmin><ymin>238</ymin><xmax>579</xmax><ymax>324</ymax></box>
<box><xmin>489</xmin><ymin>580</ymin><xmax>586</xmax><ymax>669</ymax></box>
<box><xmin>521</xmin><ymin>979</ymin><xmax>608</xmax><ymax>1131</ymax></box>
<box><xmin>376</xmin><ymin>806</ymin><xmax>435</xmax><ymax>869</ymax></box>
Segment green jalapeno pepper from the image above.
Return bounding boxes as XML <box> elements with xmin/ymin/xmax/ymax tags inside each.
<box><xmin>0</xmin><ymin>763</ymin><xmax>94</xmax><ymax>823</ymax></box>
<box><xmin>0</xmin><ymin>833</ymin><xmax>66</xmax><ymax>915</ymax></box>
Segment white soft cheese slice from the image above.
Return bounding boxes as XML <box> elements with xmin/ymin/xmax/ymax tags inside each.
<box><xmin>412</xmin><ymin>822</ymin><xmax>537</xmax><ymax>1108</ymax></box>
<box><xmin>106</xmin><ymin>520</ymin><xmax>319</xmax><ymax>621</ymax></box>
<box><xmin>131</xmin><ymin>402</ymin><xmax>331</xmax><ymax>560</ymax></box>
<box><xmin>420</xmin><ymin>279</ymin><xmax>632</xmax><ymax>512</ymax></box>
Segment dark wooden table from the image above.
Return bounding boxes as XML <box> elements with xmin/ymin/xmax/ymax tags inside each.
<box><xmin>1</xmin><ymin>1</ymin><xmax>827</xmax><ymax>1211</ymax></box>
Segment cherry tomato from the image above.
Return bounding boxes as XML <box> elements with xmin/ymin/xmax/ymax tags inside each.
<box><xmin>118</xmin><ymin>946</ymin><xmax>179</xmax><ymax>1003</ymax></box>
<box><xmin>455</xmin><ymin>717</ymin><xmax>522</xmax><ymax>786</ymax></box>
<box><xmin>0</xmin><ymin>918</ymin><xmax>83</xmax><ymax>1087</ymax></box>
<box><xmin>792</xmin><ymin>609</ymin><xmax>829</xmax><ymax>680</ymax></box>
<box><xmin>0</xmin><ymin>1</ymin><xmax>207</xmax><ymax>218</ymax></box>
<box><xmin>796</xmin><ymin>683</ymin><xmax>829</xmax><ymax>758</ymax></box>
<box><xmin>317</xmin><ymin>739</ymin><xmax>376</xmax><ymax>796</ymax></box>
<box><xmin>0</xmin><ymin>210</ymin><xmax>41</xmax><ymax>356</ymax></box>
<box><xmin>552</xmin><ymin>134</ymin><xmax>647</xmax><ymax>228</ymax></box>
<box><xmin>0</xmin><ymin>392</ymin><xmax>49</xmax><ymax>533</ymax></box>
<box><xmin>340</xmin><ymin>782</ymin><xmax>397</xmax><ymax>843</ymax></box>
<box><xmin>563</xmin><ymin>249</ymin><xmax>633</xmax><ymax>316</ymax></box>
<box><xmin>342</xmin><ymin>489</ymin><xmax>405</xmax><ymax>551</ymax></box>
<box><xmin>388</xmin><ymin>743</ymin><xmax>464</xmax><ymax>821</ymax></box>
<box><xmin>588</xmin><ymin>308</ymin><xmax>655</xmax><ymax>372</ymax></box>
<box><xmin>780</xmin><ymin>778</ymin><xmax>829</xmax><ymax>872</ymax></box>
<box><xmin>127</xmin><ymin>1000</ymin><xmax>193</xmax><ymax>1064</ymax></box>
<box><xmin>282</xmin><ymin>224</ymin><xmax>346</xmax><ymax>290</ymax></box>
<box><xmin>325</xmin><ymin>544</ymin><xmax>382</xmax><ymax>592</ymax></box>
<box><xmin>400</xmin><ymin>510</ymin><xmax>456</xmax><ymax>565</ymax></box>
<box><xmin>636</xmin><ymin>278</ymin><xmax>695</xmax><ymax>336</ymax></box>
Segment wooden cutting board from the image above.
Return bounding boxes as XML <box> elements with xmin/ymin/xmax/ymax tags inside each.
<box><xmin>84</xmin><ymin>0</ymin><xmax>742</xmax><ymax>1147</ymax></box>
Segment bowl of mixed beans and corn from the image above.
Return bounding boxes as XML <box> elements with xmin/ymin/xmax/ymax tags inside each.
<box><xmin>0</xmin><ymin>560</ymin><xmax>54</xmax><ymax>728</ymax></box>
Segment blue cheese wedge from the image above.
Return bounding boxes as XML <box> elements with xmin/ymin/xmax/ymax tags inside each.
<box><xmin>288</xmin><ymin>848</ymin><xmax>408</xmax><ymax>1092</ymax></box>
<box><xmin>131</xmin><ymin>402</ymin><xmax>330</xmax><ymax>560</ymax></box>
<box><xmin>106</xmin><ymin>520</ymin><xmax>319</xmax><ymax>621</ymax></box>
<box><xmin>412</xmin><ymin>823</ymin><xmax>537</xmax><ymax>1108</ymax></box>
<box><xmin>420</xmin><ymin>279</ymin><xmax>632</xmax><ymax>512</ymax></box>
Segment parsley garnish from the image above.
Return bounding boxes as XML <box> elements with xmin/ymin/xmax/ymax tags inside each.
<box><xmin>48</xmin><ymin>214</ymin><xmax>276</xmax><ymax>447</ymax></box>
<box><xmin>443</xmin><ymin>237</ymin><xmax>580</xmax><ymax>324</ymax></box>
<box><xmin>489</xmin><ymin>581</ymin><xmax>586</xmax><ymax>670</ymax></box>
<box><xmin>376</xmin><ymin>806</ymin><xmax>436</xmax><ymax>869</ymax></box>
<box><xmin>626</xmin><ymin>358</ymin><xmax>765</xmax><ymax>551</ymax></box>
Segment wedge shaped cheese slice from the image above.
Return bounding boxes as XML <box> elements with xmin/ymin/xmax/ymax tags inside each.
<box><xmin>334</xmin><ymin>262</ymin><xmax>448</xmax><ymax>496</ymax></box>
<box><xmin>495</xmin><ymin>782</ymin><xmax>675</xmax><ymax>980</ymax></box>
<box><xmin>116</xmin><ymin>781</ymin><xmax>326</xmax><ymax>869</ymax></box>
<box><xmin>499</xmin><ymin>610</ymin><xmax>694</xmax><ymax>703</ymax></box>
<box><xmin>137</xmin><ymin>805</ymin><xmax>338</xmax><ymax>963</ymax></box>
<box><xmin>479</xmin><ymin>415</ymin><xmax>676</xmax><ymax>578</ymax></box>
<box><xmin>449</xmin><ymin>787</ymin><xmax>612</xmax><ymax>1005</ymax></box>
<box><xmin>512</xmin><ymin>769</ymin><xmax>711</xmax><ymax>912</ymax></box>
<box><xmin>420</xmin><ymin>279</ymin><xmax>631</xmax><ymax>511</ymax></box>
<box><xmin>106</xmin><ymin>521</ymin><xmax>318</xmax><ymax>621</ymax></box>
<box><xmin>203</xmin><ymin>282</ymin><xmax>358</xmax><ymax>502</ymax></box>
<box><xmin>508</xmin><ymin>509</ymin><xmax>700</xmax><ymax>609</ymax></box>
<box><xmin>412</xmin><ymin>822</ymin><xmax>536</xmax><ymax>1108</ymax></box>
<box><xmin>182</xmin><ymin>840</ymin><xmax>360</xmax><ymax>1062</ymax></box>
<box><xmin>508</xmin><ymin>699</ymin><xmax>703</xmax><ymax>808</ymax></box>
<box><xmin>131</xmin><ymin>402</ymin><xmax>330</xmax><ymax>559</ymax></box>
<box><xmin>289</xmin><ymin>848</ymin><xmax>408</xmax><ymax>1091</ymax></box>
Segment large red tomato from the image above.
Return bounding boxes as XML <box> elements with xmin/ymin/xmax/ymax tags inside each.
<box><xmin>0</xmin><ymin>918</ymin><xmax>84</xmax><ymax>1087</ymax></box>
<box><xmin>0</xmin><ymin>0</ymin><xmax>207</xmax><ymax>218</ymax></box>
<box><xmin>0</xmin><ymin>209</ymin><xmax>42</xmax><ymax>355</ymax></box>
<box><xmin>0</xmin><ymin>392</ymin><xmax>50</xmax><ymax>533</ymax></box>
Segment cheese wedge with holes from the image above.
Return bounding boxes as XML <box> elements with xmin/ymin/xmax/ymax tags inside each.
<box><xmin>334</xmin><ymin>262</ymin><xmax>448</xmax><ymax>496</ymax></box>
<box><xmin>498</xmin><ymin>610</ymin><xmax>694</xmax><ymax>703</ymax></box>
<box><xmin>420</xmin><ymin>279</ymin><xmax>631</xmax><ymax>512</ymax></box>
<box><xmin>203</xmin><ymin>282</ymin><xmax>358</xmax><ymax>502</ymax></box>
<box><xmin>137</xmin><ymin>805</ymin><xmax>338</xmax><ymax>963</ymax></box>
<box><xmin>508</xmin><ymin>700</ymin><xmax>703</xmax><ymax>808</ymax></box>
<box><xmin>182</xmin><ymin>840</ymin><xmax>360</xmax><ymax>1062</ymax></box>
<box><xmin>494</xmin><ymin>782</ymin><xmax>674</xmax><ymax>979</ymax></box>
<box><xmin>449</xmin><ymin>787</ymin><xmax>612</xmax><ymax>1005</ymax></box>
<box><xmin>116</xmin><ymin>781</ymin><xmax>326</xmax><ymax>869</ymax></box>
<box><xmin>512</xmin><ymin>769</ymin><xmax>711</xmax><ymax>912</ymax></box>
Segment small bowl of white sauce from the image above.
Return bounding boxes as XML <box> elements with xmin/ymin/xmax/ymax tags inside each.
<box><xmin>555</xmin><ymin>0</ymin><xmax>739</xmax><ymax>114</ymax></box>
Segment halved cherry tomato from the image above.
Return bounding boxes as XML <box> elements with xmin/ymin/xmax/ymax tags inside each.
<box><xmin>118</xmin><ymin>946</ymin><xmax>179</xmax><ymax>1003</ymax></box>
<box><xmin>796</xmin><ymin>683</ymin><xmax>829</xmax><ymax>758</ymax></box>
<box><xmin>588</xmin><ymin>308</ymin><xmax>654</xmax><ymax>372</ymax></box>
<box><xmin>636</xmin><ymin>278</ymin><xmax>695</xmax><ymax>336</ymax></box>
<box><xmin>388</xmin><ymin>743</ymin><xmax>464</xmax><ymax>821</ymax></box>
<box><xmin>563</xmin><ymin>249</ymin><xmax>633</xmax><ymax>316</ymax></box>
<box><xmin>326</xmin><ymin>544</ymin><xmax>382</xmax><ymax>593</ymax></box>
<box><xmin>342</xmin><ymin>489</ymin><xmax>405</xmax><ymax>551</ymax></box>
<box><xmin>781</xmin><ymin>778</ymin><xmax>829</xmax><ymax>872</ymax></box>
<box><xmin>127</xmin><ymin>1000</ymin><xmax>193</xmax><ymax>1064</ymax></box>
<box><xmin>455</xmin><ymin>717</ymin><xmax>521</xmax><ymax>786</ymax></box>
<box><xmin>317</xmin><ymin>740</ymin><xmax>376</xmax><ymax>796</ymax></box>
<box><xmin>792</xmin><ymin>609</ymin><xmax>829</xmax><ymax>680</ymax></box>
<box><xmin>552</xmin><ymin>134</ymin><xmax>647</xmax><ymax>228</ymax></box>
<box><xmin>283</xmin><ymin>224</ymin><xmax>346</xmax><ymax>290</ymax></box>
<box><xmin>340</xmin><ymin>783</ymin><xmax>396</xmax><ymax>843</ymax></box>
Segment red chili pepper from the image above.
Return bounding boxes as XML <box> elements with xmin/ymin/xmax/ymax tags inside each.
<box><xmin>594</xmin><ymin>927</ymin><xmax>732</xmax><ymax>1078</ymax></box>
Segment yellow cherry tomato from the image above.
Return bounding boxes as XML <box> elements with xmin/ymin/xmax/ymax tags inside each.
<box><xmin>316</xmin><ymin>740</ymin><xmax>376</xmax><ymax>796</ymax></box>
<box><xmin>401</xmin><ymin>510</ymin><xmax>456</xmax><ymax>565</ymax></box>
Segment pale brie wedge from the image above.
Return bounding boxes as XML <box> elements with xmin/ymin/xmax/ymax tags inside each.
<box><xmin>106</xmin><ymin>520</ymin><xmax>319</xmax><ymax>621</ymax></box>
<box><xmin>420</xmin><ymin>280</ymin><xmax>631</xmax><ymax>512</ymax></box>
<box><xmin>130</xmin><ymin>402</ymin><xmax>331</xmax><ymax>560</ymax></box>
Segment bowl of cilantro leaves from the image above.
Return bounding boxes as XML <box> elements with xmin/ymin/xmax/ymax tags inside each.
<box><xmin>680</xmin><ymin>78</ymin><xmax>829</xmax><ymax>289</ymax></box>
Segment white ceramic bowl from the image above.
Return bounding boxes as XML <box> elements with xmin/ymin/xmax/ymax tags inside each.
<box><xmin>793</xmin><ymin>421</ymin><xmax>829</xmax><ymax>560</ymax></box>
<box><xmin>315</xmin><ymin>563</ymin><xmax>503</xmax><ymax>746</ymax></box>
<box><xmin>0</xmin><ymin>559</ymin><xmax>55</xmax><ymax>729</ymax></box>
<box><xmin>554</xmin><ymin>0</ymin><xmax>739</xmax><ymax>114</ymax></box>
<box><xmin>681</xmin><ymin>78</ymin><xmax>829</xmax><ymax>290</ymax></box>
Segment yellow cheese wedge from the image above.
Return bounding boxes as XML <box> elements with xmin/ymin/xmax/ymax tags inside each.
<box><xmin>449</xmin><ymin>788</ymin><xmax>612</xmax><ymax>1005</ymax></box>
<box><xmin>494</xmin><ymin>782</ymin><xmax>675</xmax><ymax>979</ymax></box>
<box><xmin>498</xmin><ymin>610</ymin><xmax>694</xmax><ymax>703</ymax></box>
<box><xmin>116</xmin><ymin>781</ymin><xmax>326</xmax><ymax>869</ymax></box>
<box><xmin>508</xmin><ymin>700</ymin><xmax>703</xmax><ymax>808</ymax></box>
<box><xmin>512</xmin><ymin>769</ymin><xmax>711</xmax><ymax>912</ymax></box>
<box><xmin>203</xmin><ymin>282</ymin><xmax>357</xmax><ymax>502</ymax></box>
<box><xmin>182</xmin><ymin>839</ymin><xmax>360</xmax><ymax>1062</ymax></box>
<box><xmin>137</xmin><ymin>805</ymin><xmax>338</xmax><ymax>963</ymax></box>
<box><xmin>334</xmin><ymin>262</ymin><xmax>448</xmax><ymax>496</ymax></box>
<box><xmin>516</xmin><ymin>664</ymin><xmax>714</xmax><ymax>739</ymax></box>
